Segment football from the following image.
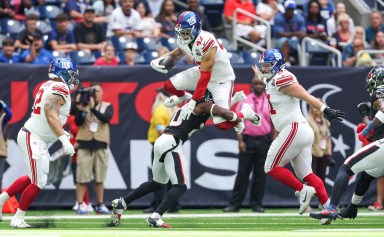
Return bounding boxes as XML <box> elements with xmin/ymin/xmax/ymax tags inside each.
<box><xmin>159</xmin><ymin>55</ymin><xmax>176</xmax><ymax>71</ymax></box>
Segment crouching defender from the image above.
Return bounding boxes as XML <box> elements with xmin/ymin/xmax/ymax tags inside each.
<box><xmin>310</xmin><ymin>66</ymin><xmax>384</xmax><ymax>222</ymax></box>
<box><xmin>111</xmin><ymin>90</ymin><xmax>261</xmax><ymax>228</ymax></box>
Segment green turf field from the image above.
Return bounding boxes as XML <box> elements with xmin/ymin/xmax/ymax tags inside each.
<box><xmin>1</xmin><ymin>209</ymin><xmax>384</xmax><ymax>237</ymax></box>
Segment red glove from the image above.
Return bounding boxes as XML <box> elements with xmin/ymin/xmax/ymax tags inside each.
<box><xmin>356</xmin><ymin>123</ymin><xmax>367</xmax><ymax>133</ymax></box>
<box><xmin>358</xmin><ymin>133</ymin><xmax>372</xmax><ymax>147</ymax></box>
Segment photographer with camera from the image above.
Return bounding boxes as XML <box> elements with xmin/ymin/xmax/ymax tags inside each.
<box><xmin>74</xmin><ymin>82</ymin><xmax>113</xmax><ymax>214</ymax></box>
<box><xmin>0</xmin><ymin>100</ymin><xmax>12</xmax><ymax>191</ymax></box>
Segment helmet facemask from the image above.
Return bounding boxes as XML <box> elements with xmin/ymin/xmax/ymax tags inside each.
<box><xmin>176</xmin><ymin>26</ymin><xmax>195</xmax><ymax>45</ymax></box>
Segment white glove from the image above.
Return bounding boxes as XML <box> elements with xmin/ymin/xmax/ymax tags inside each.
<box><xmin>64</xmin><ymin>131</ymin><xmax>71</xmax><ymax>140</ymax></box>
<box><xmin>150</xmin><ymin>57</ymin><xmax>167</xmax><ymax>74</ymax></box>
<box><xmin>231</xmin><ymin>91</ymin><xmax>246</xmax><ymax>107</ymax></box>
<box><xmin>181</xmin><ymin>99</ymin><xmax>197</xmax><ymax>120</ymax></box>
<box><xmin>59</xmin><ymin>134</ymin><xmax>75</xmax><ymax>157</ymax></box>
<box><xmin>234</xmin><ymin>121</ymin><xmax>245</xmax><ymax>134</ymax></box>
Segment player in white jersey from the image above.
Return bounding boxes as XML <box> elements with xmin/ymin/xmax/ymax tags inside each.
<box><xmin>254</xmin><ymin>49</ymin><xmax>345</xmax><ymax>215</ymax></box>
<box><xmin>0</xmin><ymin>58</ymin><xmax>79</xmax><ymax>228</ymax></box>
<box><xmin>151</xmin><ymin>11</ymin><xmax>240</xmax><ymax>131</ymax></box>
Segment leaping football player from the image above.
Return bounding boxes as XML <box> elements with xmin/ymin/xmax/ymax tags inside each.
<box><xmin>0</xmin><ymin>58</ymin><xmax>79</xmax><ymax>228</ymax></box>
<box><xmin>310</xmin><ymin>66</ymin><xmax>384</xmax><ymax>222</ymax></box>
<box><xmin>254</xmin><ymin>49</ymin><xmax>345</xmax><ymax>217</ymax></box>
<box><xmin>110</xmin><ymin>90</ymin><xmax>261</xmax><ymax>228</ymax></box>
<box><xmin>151</xmin><ymin>11</ymin><xmax>242</xmax><ymax>131</ymax></box>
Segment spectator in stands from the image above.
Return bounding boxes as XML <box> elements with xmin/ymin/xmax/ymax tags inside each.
<box><xmin>330</xmin><ymin>13</ymin><xmax>352</xmax><ymax>51</ymax></box>
<box><xmin>346</xmin><ymin>26</ymin><xmax>370</xmax><ymax>48</ymax></box>
<box><xmin>224</xmin><ymin>0</ymin><xmax>266</xmax><ymax>45</ymax></box>
<box><xmin>305</xmin><ymin>0</ymin><xmax>328</xmax><ymax>43</ymax></box>
<box><xmin>74</xmin><ymin>6</ymin><xmax>107</xmax><ymax>55</ymax></box>
<box><xmin>0</xmin><ymin>100</ymin><xmax>12</xmax><ymax>191</ymax></box>
<box><xmin>366</xmin><ymin>10</ymin><xmax>384</xmax><ymax>45</ymax></box>
<box><xmin>92</xmin><ymin>0</ymin><xmax>116</xmax><ymax>23</ymax></box>
<box><xmin>122</xmin><ymin>42</ymin><xmax>138</xmax><ymax>65</ymax></box>
<box><xmin>15</xmin><ymin>13</ymin><xmax>42</xmax><ymax>50</ymax></box>
<box><xmin>371</xmin><ymin>31</ymin><xmax>384</xmax><ymax>60</ymax></box>
<box><xmin>155</xmin><ymin>0</ymin><xmax>177</xmax><ymax>39</ymax></box>
<box><xmin>20</xmin><ymin>33</ymin><xmax>54</xmax><ymax>64</ymax></box>
<box><xmin>342</xmin><ymin>37</ymin><xmax>371</xmax><ymax>67</ymax></box>
<box><xmin>64</xmin><ymin>0</ymin><xmax>89</xmax><ymax>22</ymax></box>
<box><xmin>107</xmin><ymin>0</ymin><xmax>142</xmax><ymax>37</ymax></box>
<box><xmin>256</xmin><ymin>0</ymin><xmax>284</xmax><ymax>25</ymax></box>
<box><xmin>12</xmin><ymin>0</ymin><xmax>38</xmax><ymax>21</ymax></box>
<box><xmin>182</xmin><ymin>0</ymin><xmax>212</xmax><ymax>32</ymax></box>
<box><xmin>147</xmin><ymin>0</ymin><xmax>162</xmax><ymax>19</ymax></box>
<box><xmin>318</xmin><ymin>0</ymin><xmax>333</xmax><ymax>20</ymax></box>
<box><xmin>0</xmin><ymin>37</ymin><xmax>21</xmax><ymax>63</ymax></box>
<box><xmin>93</xmin><ymin>43</ymin><xmax>119</xmax><ymax>66</ymax></box>
<box><xmin>47</xmin><ymin>13</ymin><xmax>77</xmax><ymax>53</ymax></box>
<box><xmin>326</xmin><ymin>2</ymin><xmax>354</xmax><ymax>37</ymax></box>
<box><xmin>273</xmin><ymin>0</ymin><xmax>306</xmax><ymax>66</ymax></box>
<box><xmin>0</xmin><ymin>1</ymin><xmax>14</xmax><ymax>18</ymax></box>
<box><xmin>135</xmin><ymin>1</ymin><xmax>160</xmax><ymax>38</ymax></box>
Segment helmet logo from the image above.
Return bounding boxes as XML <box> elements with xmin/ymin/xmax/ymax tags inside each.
<box><xmin>274</xmin><ymin>52</ymin><xmax>282</xmax><ymax>60</ymax></box>
<box><xmin>187</xmin><ymin>17</ymin><xmax>196</xmax><ymax>25</ymax></box>
<box><xmin>61</xmin><ymin>61</ymin><xmax>71</xmax><ymax>69</ymax></box>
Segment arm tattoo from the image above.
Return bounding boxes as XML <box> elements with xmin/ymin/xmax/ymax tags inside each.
<box><xmin>44</xmin><ymin>94</ymin><xmax>63</xmax><ymax>115</ymax></box>
<box><xmin>177</xmin><ymin>48</ymin><xmax>184</xmax><ymax>56</ymax></box>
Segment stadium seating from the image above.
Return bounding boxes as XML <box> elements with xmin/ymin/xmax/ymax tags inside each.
<box><xmin>136</xmin><ymin>37</ymin><xmax>162</xmax><ymax>52</ymax></box>
<box><xmin>0</xmin><ymin>34</ymin><xmax>7</xmax><ymax>48</ymax></box>
<box><xmin>51</xmin><ymin>50</ymin><xmax>68</xmax><ymax>58</ymax></box>
<box><xmin>110</xmin><ymin>36</ymin><xmax>136</xmax><ymax>52</ymax></box>
<box><xmin>160</xmin><ymin>37</ymin><xmax>177</xmax><ymax>51</ymax></box>
<box><xmin>36</xmin><ymin>20</ymin><xmax>52</xmax><ymax>35</ymax></box>
<box><xmin>242</xmin><ymin>51</ymin><xmax>261</xmax><ymax>65</ymax></box>
<box><xmin>38</xmin><ymin>5</ymin><xmax>63</xmax><ymax>20</ymax></box>
<box><xmin>0</xmin><ymin>19</ymin><xmax>24</xmax><ymax>38</ymax></box>
<box><xmin>139</xmin><ymin>50</ymin><xmax>159</xmax><ymax>64</ymax></box>
<box><xmin>69</xmin><ymin>50</ymin><xmax>96</xmax><ymax>65</ymax></box>
<box><xmin>227</xmin><ymin>50</ymin><xmax>244</xmax><ymax>64</ymax></box>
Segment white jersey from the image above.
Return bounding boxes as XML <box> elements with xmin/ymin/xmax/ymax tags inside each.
<box><xmin>265</xmin><ymin>69</ymin><xmax>306</xmax><ymax>132</ymax></box>
<box><xmin>24</xmin><ymin>81</ymin><xmax>71</xmax><ymax>143</ymax></box>
<box><xmin>177</xmin><ymin>30</ymin><xmax>235</xmax><ymax>82</ymax></box>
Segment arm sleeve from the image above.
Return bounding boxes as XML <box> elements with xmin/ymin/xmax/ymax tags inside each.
<box><xmin>90</xmin><ymin>104</ymin><xmax>113</xmax><ymax>123</ymax></box>
<box><xmin>192</xmin><ymin>71</ymin><xmax>212</xmax><ymax>101</ymax></box>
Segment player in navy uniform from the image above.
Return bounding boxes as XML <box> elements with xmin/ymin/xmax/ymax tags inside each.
<box><xmin>310</xmin><ymin>66</ymin><xmax>384</xmax><ymax>222</ymax></box>
<box><xmin>110</xmin><ymin>91</ymin><xmax>261</xmax><ymax>228</ymax></box>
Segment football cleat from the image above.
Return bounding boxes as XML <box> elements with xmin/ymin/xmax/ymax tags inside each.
<box><xmin>240</xmin><ymin>103</ymin><xmax>261</xmax><ymax>126</ymax></box>
<box><xmin>111</xmin><ymin>198</ymin><xmax>127</xmax><ymax>226</ymax></box>
<box><xmin>295</xmin><ymin>185</ymin><xmax>316</xmax><ymax>215</ymax></box>
<box><xmin>230</xmin><ymin>91</ymin><xmax>246</xmax><ymax>107</ymax></box>
<box><xmin>310</xmin><ymin>208</ymin><xmax>339</xmax><ymax>221</ymax></box>
<box><xmin>146</xmin><ymin>216</ymin><xmax>172</xmax><ymax>228</ymax></box>
<box><xmin>164</xmin><ymin>93</ymin><xmax>192</xmax><ymax>108</ymax></box>
<box><xmin>10</xmin><ymin>218</ymin><xmax>31</xmax><ymax>228</ymax></box>
<box><xmin>339</xmin><ymin>204</ymin><xmax>358</xmax><ymax>220</ymax></box>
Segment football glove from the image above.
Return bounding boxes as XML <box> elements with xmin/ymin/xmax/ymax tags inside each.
<box><xmin>323</xmin><ymin>107</ymin><xmax>346</xmax><ymax>121</ymax></box>
<box><xmin>231</xmin><ymin>91</ymin><xmax>246</xmax><ymax>107</ymax></box>
<box><xmin>357</xmin><ymin>102</ymin><xmax>370</xmax><ymax>118</ymax></box>
<box><xmin>150</xmin><ymin>57</ymin><xmax>167</xmax><ymax>74</ymax></box>
<box><xmin>59</xmin><ymin>134</ymin><xmax>75</xmax><ymax>157</ymax></box>
<box><xmin>181</xmin><ymin>99</ymin><xmax>197</xmax><ymax>120</ymax></box>
<box><xmin>358</xmin><ymin>133</ymin><xmax>373</xmax><ymax>147</ymax></box>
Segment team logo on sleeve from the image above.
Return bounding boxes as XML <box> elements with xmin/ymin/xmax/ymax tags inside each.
<box><xmin>195</xmin><ymin>49</ymin><xmax>202</xmax><ymax>56</ymax></box>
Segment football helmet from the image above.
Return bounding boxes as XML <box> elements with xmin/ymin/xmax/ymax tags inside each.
<box><xmin>258</xmin><ymin>49</ymin><xmax>285</xmax><ymax>82</ymax></box>
<box><xmin>366</xmin><ymin>66</ymin><xmax>384</xmax><ymax>96</ymax></box>
<box><xmin>48</xmin><ymin>58</ymin><xmax>79</xmax><ymax>90</ymax></box>
<box><xmin>175</xmin><ymin>11</ymin><xmax>202</xmax><ymax>45</ymax></box>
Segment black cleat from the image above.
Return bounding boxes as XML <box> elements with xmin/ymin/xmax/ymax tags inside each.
<box><xmin>339</xmin><ymin>204</ymin><xmax>358</xmax><ymax>220</ymax></box>
<box><xmin>310</xmin><ymin>209</ymin><xmax>339</xmax><ymax>221</ymax></box>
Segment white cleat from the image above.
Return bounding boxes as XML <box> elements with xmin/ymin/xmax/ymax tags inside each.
<box><xmin>234</xmin><ymin>121</ymin><xmax>245</xmax><ymax>134</ymax></box>
<box><xmin>241</xmin><ymin>103</ymin><xmax>261</xmax><ymax>126</ymax></box>
<box><xmin>231</xmin><ymin>91</ymin><xmax>246</xmax><ymax>107</ymax></box>
<box><xmin>111</xmin><ymin>198</ymin><xmax>127</xmax><ymax>226</ymax></box>
<box><xmin>0</xmin><ymin>211</ymin><xmax>3</xmax><ymax>222</ymax></box>
<box><xmin>10</xmin><ymin>218</ymin><xmax>31</xmax><ymax>228</ymax></box>
<box><xmin>164</xmin><ymin>93</ymin><xmax>192</xmax><ymax>108</ymax></box>
<box><xmin>296</xmin><ymin>185</ymin><xmax>316</xmax><ymax>215</ymax></box>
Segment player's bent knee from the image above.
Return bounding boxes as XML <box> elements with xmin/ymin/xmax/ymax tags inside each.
<box><xmin>339</xmin><ymin>164</ymin><xmax>354</xmax><ymax>176</ymax></box>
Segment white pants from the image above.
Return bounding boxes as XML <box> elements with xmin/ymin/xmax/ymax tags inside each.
<box><xmin>345</xmin><ymin>139</ymin><xmax>384</xmax><ymax>178</ymax></box>
<box><xmin>152</xmin><ymin>134</ymin><xmax>189</xmax><ymax>185</ymax></box>
<box><xmin>170</xmin><ymin>66</ymin><xmax>234</xmax><ymax>123</ymax></box>
<box><xmin>17</xmin><ymin>129</ymin><xmax>50</xmax><ymax>189</ymax></box>
<box><xmin>264</xmin><ymin>122</ymin><xmax>314</xmax><ymax>180</ymax></box>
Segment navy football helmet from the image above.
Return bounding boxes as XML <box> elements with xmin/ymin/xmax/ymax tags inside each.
<box><xmin>175</xmin><ymin>11</ymin><xmax>202</xmax><ymax>45</ymax></box>
<box><xmin>258</xmin><ymin>49</ymin><xmax>285</xmax><ymax>81</ymax></box>
<box><xmin>48</xmin><ymin>58</ymin><xmax>79</xmax><ymax>90</ymax></box>
<box><xmin>366</xmin><ymin>66</ymin><xmax>384</xmax><ymax>96</ymax></box>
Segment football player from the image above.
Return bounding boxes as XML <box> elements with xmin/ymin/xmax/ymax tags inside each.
<box><xmin>151</xmin><ymin>11</ymin><xmax>241</xmax><ymax>131</ymax></box>
<box><xmin>110</xmin><ymin>91</ymin><xmax>261</xmax><ymax>228</ymax></box>
<box><xmin>310</xmin><ymin>66</ymin><xmax>384</xmax><ymax>222</ymax></box>
<box><xmin>0</xmin><ymin>58</ymin><xmax>79</xmax><ymax>228</ymax></box>
<box><xmin>253</xmin><ymin>49</ymin><xmax>345</xmax><ymax>216</ymax></box>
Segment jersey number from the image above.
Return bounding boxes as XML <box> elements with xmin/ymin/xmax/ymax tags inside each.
<box><xmin>169</xmin><ymin>109</ymin><xmax>183</xmax><ymax>126</ymax></box>
<box><xmin>33</xmin><ymin>88</ymin><xmax>44</xmax><ymax>114</ymax></box>
<box><xmin>266</xmin><ymin>93</ymin><xmax>276</xmax><ymax>115</ymax></box>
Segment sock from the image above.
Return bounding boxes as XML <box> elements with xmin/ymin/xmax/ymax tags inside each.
<box><xmin>83</xmin><ymin>188</ymin><xmax>90</xmax><ymax>205</ymax></box>
<box><xmin>303</xmin><ymin>173</ymin><xmax>329</xmax><ymax>205</ymax></box>
<box><xmin>351</xmin><ymin>194</ymin><xmax>363</xmax><ymax>205</ymax></box>
<box><xmin>14</xmin><ymin>209</ymin><xmax>26</xmax><ymax>219</ymax></box>
<box><xmin>0</xmin><ymin>192</ymin><xmax>10</xmax><ymax>207</ymax></box>
<box><xmin>18</xmin><ymin>184</ymin><xmax>41</xmax><ymax>211</ymax></box>
<box><xmin>355</xmin><ymin>171</ymin><xmax>375</xmax><ymax>196</ymax></box>
<box><xmin>330</xmin><ymin>164</ymin><xmax>354</xmax><ymax>207</ymax></box>
<box><xmin>6</xmin><ymin>175</ymin><xmax>31</xmax><ymax>197</ymax></box>
<box><xmin>268</xmin><ymin>167</ymin><xmax>303</xmax><ymax>191</ymax></box>
<box><xmin>155</xmin><ymin>184</ymin><xmax>187</xmax><ymax>216</ymax></box>
<box><xmin>124</xmin><ymin>180</ymin><xmax>165</xmax><ymax>205</ymax></box>
<box><xmin>164</xmin><ymin>80</ymin><xmax>185</xmax><ymax>97</ymax></box>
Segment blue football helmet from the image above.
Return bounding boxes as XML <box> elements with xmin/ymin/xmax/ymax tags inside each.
<box><xmin>175</xmin><ymin>11</ymin><xmax>202</xmax><ymax>45</ymax></box>
<box><xmin>258</xmin><ymin>49</ymin><xmax>285</xmax><ymax>82</ymax></box>
<box><xmin>48</xmin><ymin>58</ymin><xmax>79</xmax><ymax>90</ymax></box>
<box><xmin>366</xmin><ymin>66</ymin><xmax>384</xmax><ymax>96</ymax></box>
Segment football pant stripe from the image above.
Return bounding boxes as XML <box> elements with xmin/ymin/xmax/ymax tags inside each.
<box><xmin>345</xmin><ymin>142</ymin><xmax>380</xmax><ymax>167</ymax></box>
<box><xmin>271</xmin><ymin>122</ymin><xmax>298</xmax><ymax>170</ymax></box>
<box><xmin>159</xmin><ymin>136</ymin><xmax>180</xmax><ymax>163</ymax></box>
<box><xmin>26</xmin><ymin>131</ymin><xmax>37</xmax><ymax>185</ymax></box>
<box><xmin>171</xmin><ymin>151</ymin><xmax>185</xmax><ymax>185</ymax></box>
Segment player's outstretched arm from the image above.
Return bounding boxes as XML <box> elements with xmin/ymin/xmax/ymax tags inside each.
<box><xmin>359</xmin><ymin>98</ymin><xmax>384</xmax><ymax>139</ymax></box>
<box><xmin>151</xmin><ymin>47</ymin><xmax>184</xmax><ymax>74</ymax></box>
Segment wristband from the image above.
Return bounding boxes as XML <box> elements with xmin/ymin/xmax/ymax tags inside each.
<box><xmin>375</xmin><ymin>110</ymin><xmax>384</xmax><ymax>123</ymax></box>
<box><xmin>361</xmin><ymin>121</ymin><xmax>378</xmax><ymax>136</ymax></box>
<box><xmin>320</xmin><ymin>104</ymin><xmax>327</xmax><ymax>112</ymax></box>
<box><xmin>230</xmin><ymin>112</ymin><xmax>237</xmax><ymax>122</ymax></box>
